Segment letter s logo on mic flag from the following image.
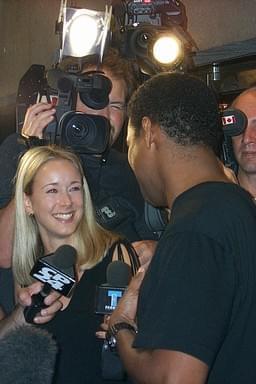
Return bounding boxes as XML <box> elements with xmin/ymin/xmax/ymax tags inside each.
<box><xmin>30</xmin><ymin>244</ymin><xmax>77</xmax><ymax>296</ymax></box>
<box><xmin>24</xmin><ymin>244</ymin><xmax>77</xmax><ymax>324</ymax></box>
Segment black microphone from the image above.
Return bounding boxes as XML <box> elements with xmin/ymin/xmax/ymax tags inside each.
<box><xmin>221</xmin><ymin>108</ymin><xmax>247</xmax><ymax>137</ymax></box>
<box><xmin>0</xmin><ymin>325</ymin><xmax>57</xmax><ymax>384</ymax></box>
<box><xmin>98</xmin><ymin>261</ymin><xmax>132</xmax><ymax>380</ymax></box>
<box><xmin>24</xmin><ymin>244</ymin><xmax>77</xmax><ymax>323</ymax></box>
<box><xmin>95</xmin><ymin>260</ymin><xmax>132</xmax><ymax>315</ymax></box>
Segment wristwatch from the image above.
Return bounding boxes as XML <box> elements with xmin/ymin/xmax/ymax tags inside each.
<box><xmin>106</xmin><ymin>322</ymin><xmax>138</xmax><ymax>350</ymax></box>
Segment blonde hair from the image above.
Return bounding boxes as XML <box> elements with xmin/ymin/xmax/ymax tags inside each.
<box><xmin>13</xmin><ymin>145</ymin><xmax>119</xmax><ymax>286</ymax></box>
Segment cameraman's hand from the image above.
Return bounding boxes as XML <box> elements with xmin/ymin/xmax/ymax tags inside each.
<box><xmin>22</xmin><ymin>102</ymin><xmax>56</xmax><ymax>139</ymax></box>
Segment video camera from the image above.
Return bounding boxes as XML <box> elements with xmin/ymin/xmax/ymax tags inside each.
<box><xmin>220</xmin><ymin>107</ymin><xmax>247</xmax><ymax>174</ymax></box>
<box><xmin>16</xmin><ymin>64</ymin><xmax>112</xmax><ymax>154</ymax></box>
<box><xmin>125</xmin><ymin>0</ymin><xmax>186</xmax><ymax>27</ymax></box>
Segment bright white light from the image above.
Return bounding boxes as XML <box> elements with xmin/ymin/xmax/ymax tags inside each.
<box><xmin>153</xmin><ymin>36</ymin><xmax>182</xmax><ymax>65</ymax></box>
<box><xmin>68</xmin><ymin>14</ymin><xmax>99</xmax><ymax>57</ymax></box>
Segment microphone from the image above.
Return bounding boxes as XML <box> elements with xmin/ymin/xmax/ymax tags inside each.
<box><xmin>98</xmin><ymin>261</ymin><xmax>132</xmax><ymax>380</ymax></box>
<box><xmin>0</xmin><ymin>325</ymin><xmax>57</xmax><ymax>384</ymax></box>
<box><xmin>24</xmin><ymin>244</ymin><xmax>77</xmax><ymax>323</ymax></box>
<box><xmin>95</xmin><ymin>260</ymin><xmax>132</xmax><ymax>315</ymax></box>
<box><xmin>221</xmin><ymin>108</ymin><xmax>247</xmax><ymax>137</ymax></box>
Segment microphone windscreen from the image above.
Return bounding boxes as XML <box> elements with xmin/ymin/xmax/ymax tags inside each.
<box><xmin>221</xmin><ymin>108</ymin><xmax>247</xmax><ymax>136</ymax></box>
<box><xmin>0</xmin><ymin>325</ymin><xmax>57</xmax><ymax>384</ymax></box>
<box><xmin>43</xmin><ymin>244</ymin><xmax>77</xmax><ymax>270</ymax></box>
<box><xmin>106</xmin><ymin>260</ymin><xmax>132</xmax><ymax>287</ymax></box>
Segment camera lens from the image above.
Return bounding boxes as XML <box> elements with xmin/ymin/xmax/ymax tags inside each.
<box><xmin>58</xmin><ymin>111</ymin><xmax>110</xmax><ymax>154</ymax></box>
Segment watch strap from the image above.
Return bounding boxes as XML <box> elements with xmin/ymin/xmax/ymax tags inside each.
<box><xmin>106</xmin><ymin>322</ymin><xmax>138</xmax><ymax>350</ymax></box>
<box><xmin>110</xmin><ymin>322</ymin><xmax>138</xmax><ymax>337</ymax></box>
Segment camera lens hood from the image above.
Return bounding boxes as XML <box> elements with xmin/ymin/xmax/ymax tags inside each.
<box><xmin>59</xmin><ymin>111</ymin><xmax>111</xmax><ymax>154</ymax></box>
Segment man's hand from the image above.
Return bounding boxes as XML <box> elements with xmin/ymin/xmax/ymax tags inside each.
<box><xmin>22</xmin><ymin>102</ymin><xmax>56</xmax><ymax>138</ymax></box>
<box><xmin>109</xmin><ymin>267</ymin><xmax>145</xmax><ymax>328</ymax></box>
<box><xmin>97</xmin><ymin>268</ymin><xmax>145</xmax><ymax>346</ymax></box>
<box><xmin>132</xmin><ymin>240</ymin><xmax>157</xmax><ymax>270</ymax></box>
<box><xmin>18</xmin><ymin>281</ymin><xmax>63</xmax><ymax>324</ymax></box>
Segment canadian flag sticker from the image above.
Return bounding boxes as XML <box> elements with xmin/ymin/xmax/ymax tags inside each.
<box><xmin>222</xmin><ymin>115</ymin><xmax>236</xmax><ymax>125</ymax></box>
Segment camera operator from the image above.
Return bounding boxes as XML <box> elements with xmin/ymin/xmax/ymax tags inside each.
<box><xmin>231</xmin><ymin>86</ymin><xmax>256</xmax><ymax>198</ymax></box>
<box><xmin>0</xmin><ymin>48</ymin><xmax>158</xmax><ymax>315</ymax></box>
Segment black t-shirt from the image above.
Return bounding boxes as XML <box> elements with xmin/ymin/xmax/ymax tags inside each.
<box><xmin>134</xmin><ymin>182</ymin><xmax>256</xmax><ymax>383</ymax></box>
<box><xmin>0</xmin><ymin>133</ymin><xmax>157</xmax><ymax>241</ymax></box>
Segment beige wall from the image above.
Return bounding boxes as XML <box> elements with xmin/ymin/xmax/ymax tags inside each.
<box><xmin>184</xmin><ymin>0</ymin><xmax>256</xmax><ymax>50</ymax></box>
<box><xmin>1</xmin><ymin>0</ymin><xmax>256</xmax><ymax>100</ymax></box>
<box><xmin>0</xmin><ymin>0</ymin><xmax>256</xmax><ymax>140</ymax></box>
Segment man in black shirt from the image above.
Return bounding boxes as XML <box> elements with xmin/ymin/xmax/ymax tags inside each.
<box><xmin>108</xmin><ymin>72</ymin><xmax>256</xmax><ymax>383</ymax></box>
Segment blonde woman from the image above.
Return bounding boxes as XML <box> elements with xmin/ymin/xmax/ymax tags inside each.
<box><xmin>9</xmin><ymin>145</ymin><xmax>138</xmax><ymax>384</ymax></box>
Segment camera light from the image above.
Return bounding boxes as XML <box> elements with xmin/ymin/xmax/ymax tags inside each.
<box><xmin>68</xmin><ymin>14</ymin><xmax>99</xmax><ymax>57</ymax></box>
<box><xmin>60</xmin><ymin>7</ymin><xmax>112</xmax><ymax>60</ymax></box>
<box><xmin>152</xmin><ymin>35</ymin><xmax>183</xmax><ymax>65</ymax></box>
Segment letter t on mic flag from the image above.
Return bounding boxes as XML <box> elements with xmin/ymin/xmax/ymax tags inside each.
<box><xmin>95</xmin><ymin>260</ymin><xmax>132</xmax><ymax>315</ymax></box>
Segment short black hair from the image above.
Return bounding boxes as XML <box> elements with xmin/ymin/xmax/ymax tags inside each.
<box><xmin>128</xmin><ymin>72</ymin><xmax>222</xmax><ymax>154</ymax></box>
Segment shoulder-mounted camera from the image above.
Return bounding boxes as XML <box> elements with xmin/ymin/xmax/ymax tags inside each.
<box><xmin>16</xmin><ymin>64</ymin><xmax>112</xmax><ymax>154</ymax></box>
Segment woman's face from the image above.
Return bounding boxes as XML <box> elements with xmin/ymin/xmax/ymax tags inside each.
<box><xmin>24</xmin><ymin>159</ymin><xmax>84</xmax><ymax>252</ymax></box>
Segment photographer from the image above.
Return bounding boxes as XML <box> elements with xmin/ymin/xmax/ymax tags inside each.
<box><xmin>0</xmin><ymin>48</ymin><xmax>158</xmax><ymax>315</ymax></box>
<box><xmin>231</xmin><ymin>86</ymin><xmax>256</xmax><ymax>197</ymax></box>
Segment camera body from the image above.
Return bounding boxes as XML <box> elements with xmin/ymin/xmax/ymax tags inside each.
<box><xmin>125</xmin><ymin>0</ymin><xmax>186</xmax><ymax>27</ymax></box>
<box><xmin>16</xmin><ymin>64</ymin><xmax>112</xmax><ymax>154</ymax></box>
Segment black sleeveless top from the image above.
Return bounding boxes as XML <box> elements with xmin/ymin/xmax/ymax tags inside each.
<box><xmin>39</xmin><ymin>247</ymin><xmax>133</xmax><ymax>384</ymax></box>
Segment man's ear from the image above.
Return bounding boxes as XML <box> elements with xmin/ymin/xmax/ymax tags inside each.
<box><xmin>142</xmin><ymin>116</ymin><xmax>160</xmax><ymax>148</ymax></box>
<box><xmin>141</xmin><ymin>116</ymin><xmax>152</xmax><ymax>148</ymax></box>
<box><xmin>23</xmin><ymin>193</ymin><xmax>33</xmax><ymax>215</ymax></box>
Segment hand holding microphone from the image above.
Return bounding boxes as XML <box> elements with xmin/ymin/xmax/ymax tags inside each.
<box><xmin>23</xmin><ymin>244</ymin><xmax>77</xmax><ymax>324</ymax></box>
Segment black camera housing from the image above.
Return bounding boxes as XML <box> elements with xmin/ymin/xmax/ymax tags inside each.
<box><xmin>16</xmin><ymin>64</ymin><xmax>112</xmax><ymax>155</ymax></box>
<box><xmin>54</xmin><ymin>111</ymin><xmax>110</xmax><ymax>154</ymax></box>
